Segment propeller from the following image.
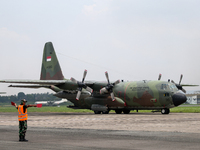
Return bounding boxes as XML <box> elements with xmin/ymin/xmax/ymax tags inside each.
<box><xmin>158</xmin><ymin>74</ymin><xmax>162</xmax><ymax>80</ymax></box>
<box><xmin>70</xmin><ymin>70</ymin><xmax>93</xmax><ymax>100</ymax></box>
<box><xmin>100</xmin><ymin>71</ymin><xmax>120</xmax><ymax>101</ymax></box>
<box><xmin>171</xmin><ymin>74</ymin><xmax>186</xmax><ymax>93</ymax></box>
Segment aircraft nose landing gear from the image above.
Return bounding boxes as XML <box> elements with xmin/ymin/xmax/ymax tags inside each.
<box><xmin>161</xmin><ymin>108</ymin><xmax>170</xmax><ymax>114</ymax></box>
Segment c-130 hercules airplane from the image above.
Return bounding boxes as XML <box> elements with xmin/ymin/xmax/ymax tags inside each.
<box><xmin>0</xmin><ymin>42</ymin><xmax>197</xmax><ymax>114</ymax></box>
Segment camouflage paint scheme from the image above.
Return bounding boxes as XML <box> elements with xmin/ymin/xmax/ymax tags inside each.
<box><xmin>0</xmin><ymin>42</ymin><xmax>189</xmax><ymax>114</ymax></box>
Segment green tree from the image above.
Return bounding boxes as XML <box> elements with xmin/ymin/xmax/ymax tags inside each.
<box><xmin>18</xmin><ymin>92</ymin><xmax>26</xmax><ymax>100</ymax></box>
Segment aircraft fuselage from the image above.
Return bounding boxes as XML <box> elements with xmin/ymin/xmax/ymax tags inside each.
<box><xmin>54</xmin><ymin>80</ymin><xmax>186</xmax><ymax>113</ymax></box>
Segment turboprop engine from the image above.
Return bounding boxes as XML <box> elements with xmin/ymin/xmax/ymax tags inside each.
<box><xmin>54</xmin><ymin>90</ymin><xmax>91</xmax><ymax>99</ymax></box>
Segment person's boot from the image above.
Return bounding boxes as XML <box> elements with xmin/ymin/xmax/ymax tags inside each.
<box><xmin>19</xmin><ymin>136</ymin><xmax>23</xmax><ymax>141</ymax></box>
<box><xmin>22</xmin><ymin>135</ymin><xmax>28</xmax><ymax>142</ymax></box>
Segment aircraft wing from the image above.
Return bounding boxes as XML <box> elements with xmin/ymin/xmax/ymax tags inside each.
<box><xmin>0</xmin><ymin>80</ymin><xmax>68</xmax><ymax>85</ymax></box>
<box><xmin>181</xmin><ymin>84</ymin><xmax>199</xmax><ymax>86</ymax></box>
<box><xmin>0</xmin><ymin>79</ymin><xmax>98</xmax><ymax>88</ymax></box>
<box><xmin>186</xmin><ymin>93</ymin><xmax>200</xmax><ymax>96</ymax></box>
<box><xmin>8</xmin><ymin>84</ymin><xmax>50</xmax><ymax>88</ymax></box>
<box><xmin>0</xmin><ymin>79</ymin><xmax>109</xmax><ymax>93</ymax></box>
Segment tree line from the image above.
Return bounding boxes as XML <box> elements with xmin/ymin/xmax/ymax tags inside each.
<box><xmin>0</xmin><ymin>92</ymin><xmax>61</xmax><ymax>104</ymax></box>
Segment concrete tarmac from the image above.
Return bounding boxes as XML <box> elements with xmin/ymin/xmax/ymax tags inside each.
<box><xmin>1</xmin><ymin>112</ymin><xmax>200</xmax><ymax>150</ymax></box>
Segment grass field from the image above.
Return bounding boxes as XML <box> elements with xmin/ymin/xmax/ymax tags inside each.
<box><xmin>0</xmin><ymin>105</ymin><xmax>200</xmax><ymax>113</ymax></box>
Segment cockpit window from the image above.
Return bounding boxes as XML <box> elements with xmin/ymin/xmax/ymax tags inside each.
<box><xmin>169</xmin><ymin>84</ymin><xmax>178</xmax><ymax>91</ymax></box>
<box><xmin>161</xmin><ymin>84</ymin><xmax>168</xmax><ymax>90</ymax></box>
<box><xmin>161</xmin><ymin>83</ymin><xmax>178</xmax><ymax>91</ymax></box>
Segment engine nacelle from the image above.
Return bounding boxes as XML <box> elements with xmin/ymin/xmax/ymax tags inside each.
<box><xmin>54</xmin><ymin>90</ymin><xmax>91</xmax><ymax>99</ymax></box>
<box><xmin>50</xmin><ymin>85</ymin><xmax>62</xmax><ymax>92</ymax></box>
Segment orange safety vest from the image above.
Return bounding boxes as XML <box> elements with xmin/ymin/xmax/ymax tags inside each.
<box><xmin>18</xmin><ymin>105</ymin><xmax>28</xmax><ymax>121</ymax></box>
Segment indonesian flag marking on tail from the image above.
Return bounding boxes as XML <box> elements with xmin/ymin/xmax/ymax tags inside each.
<box><xmin>47</xmin><ymin>56</ymin><xmax>51</xmax><ymax>61</ymax></box>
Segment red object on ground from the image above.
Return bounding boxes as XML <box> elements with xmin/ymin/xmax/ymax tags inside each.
<box><xmin>11</xmin><ymin>101</ymin><xmax>15</xmax><ymax>106</ymax></box>
<box><xmin>37</xmin><ymin>104</ymin><xmax>42</xmax><ymax>108</ymax></box>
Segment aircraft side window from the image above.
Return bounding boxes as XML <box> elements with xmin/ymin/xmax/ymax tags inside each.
<box><xmin>164</xmin><ymin>93</ymin><xmax>169</xmax><ymax>97</ymax></box>
<box><xmin>169</xmin><ymin>85</ymin><xmax>174</xmax><ymax>90</ymax></box>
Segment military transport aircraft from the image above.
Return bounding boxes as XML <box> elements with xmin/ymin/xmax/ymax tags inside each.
<box><xmin>0</xmin><ymin>42</ymin><xmax>197</xmax><ymax>114</ymax></box>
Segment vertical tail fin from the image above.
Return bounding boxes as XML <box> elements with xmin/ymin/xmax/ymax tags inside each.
<box><xmin>40</xmin><ymin>42</ymin><xmax>64</xmax><ymax>80</ymax></box>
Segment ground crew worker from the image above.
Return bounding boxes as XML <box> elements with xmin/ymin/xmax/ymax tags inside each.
<box><xmin>12</xmin><ymin>99</ymin><xmax>37</xmax><ymax>142</ymax></box>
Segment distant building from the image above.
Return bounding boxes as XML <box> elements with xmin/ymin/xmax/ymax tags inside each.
<box><xmin>186</xmin><ymin>93</ymin><xmax>200</xmax><ymax>104</ymax></box>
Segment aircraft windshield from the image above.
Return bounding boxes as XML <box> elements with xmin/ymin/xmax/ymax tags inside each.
<box><xmin>161</xmin><ymin>84</ymin><xmax>169</xmax><ymax>90</ymax></box>
<box><xmin>161</xmin><ymin>83</ymin><xmax>178</xmax><ymax>91</ymax></box>
<box><xmin>169</xmin><ymin>84</ymin><xmax>178</xmax><ymax>91</ymax></box>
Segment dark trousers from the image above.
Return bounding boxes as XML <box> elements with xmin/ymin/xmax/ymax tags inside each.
<box><xmin>19</xmin><ymin>120</ymin><xmax>27</xmax><ymax>136</ymax></box>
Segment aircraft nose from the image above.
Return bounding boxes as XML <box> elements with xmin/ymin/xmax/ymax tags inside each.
<box><xmin>172</xmin><ymin>93</ymin><xmax>187</xmax><ymax>106</ymax></box>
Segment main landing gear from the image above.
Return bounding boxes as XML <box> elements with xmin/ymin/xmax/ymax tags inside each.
<box><xmin>94</xmin><ymin>109</ymin><xmax>170</xmax><ymax>114</ymax></box>
<box><xmin>93</xmin><ymin>109</ymin><xmax>131</xmax><ymax>114</ymax></box>
<box><xmin>115</xmin><ymin>110</ymin><xmax>130</xmax><ymax>114</ymax></box>
<box><xmin>94</xmin><ymin>110</ymin><xmax>110</xmax><ymax>114</ymax></box>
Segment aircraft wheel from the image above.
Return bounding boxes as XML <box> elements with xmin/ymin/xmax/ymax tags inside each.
<box><xmin>102</xmin><ymin>110</ymin><xmax>110</xmax><ymax>114</ymax></box>
<box><xmin>161</xmin><ymin>108</ymin><xmax>170</xmax><ymax>114</ymax></box>
<box><xmin>115</xmin><ymin>110</ymin><xmax>122</xmax><ymax>114</ymax></box>
<box><xmin>123</xmin><ymin>110</ymin><xmax>130</xmax><ymax>114</ymax></box>
<box><xmin>94</xmin><ymin>111</ymin><xmax>101</xmax><ymax>114</ymax></box>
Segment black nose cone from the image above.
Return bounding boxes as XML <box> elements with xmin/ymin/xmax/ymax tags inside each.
<box><xmin>172</xmin><ymin>93</ymin><xmax>187</xmax><ymax>106</ymax></box>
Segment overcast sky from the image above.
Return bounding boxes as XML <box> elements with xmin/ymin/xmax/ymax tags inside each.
<box><xmin>1</xmin><ymin>0</ymin><xmax>200</xmax><ymax>95</ymax></box>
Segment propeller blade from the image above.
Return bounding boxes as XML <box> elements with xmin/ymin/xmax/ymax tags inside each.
<box><xmin>82</xmin><ymin>70</ymin><xmax>87</xmax><ymax>83</ymax></box>
<box><xmin>100</xmin><ymin>71</ymin><xmax>119</xmax><ymax>101</ymax></box>
<box><xmin>86</xmin><ymin>86</ymin><xmax>93</xmax><ymax>93</ymax></box>
<box><xmin>76</xmin><ymin>91</ymin><xmax>82</xmax><ymax>100</ymax></box>
<box><xmin>171</xmin><ymin>80</ymin><xmax>175</xmax><ymax>84</ymax></box>
<box><xmin>70</xmin><ymin>77</ymin><xmax>77</xmax><ymax>83</ymax></box>
<box><xmin>100</xmin><ymin>87</ymin><xmax>108</xmax><ymax>94</ymax></box>
<box><xmin>105</xmin><ymin>71</ymin><xmax>110</xmax><ymax>84</ymax></box>
<box><xmin>114</xmin><ymin>80</ymin><xmax>120</xmax><ymax>85</ymax></box>
<box><xmin>179</xmin><ymin>74</ymin><xmax>183</xmax><ymax>85</ymax></box>
<box><xmin>171</xmin><ymin>75</ymin><xmax>187</xmax><ymax>93</ymax></box>
<box><xmin>71</xmin><ymin>70</ymin><xmax>93</xmax><ymax>100</ymax></box>
<box><xmin>158</xmin><ymin>74</ymin><xmax>162</xmax><ymax>80</ymax></box>
<box><xmin>111</xmin><ymin>92</ymin><xmax>115</xmax><ymax>101</ymax></box>
<box><xmin>182</xmin><ymin>88</ymin><xmax>186</xmax><ymax>93</ymax></box>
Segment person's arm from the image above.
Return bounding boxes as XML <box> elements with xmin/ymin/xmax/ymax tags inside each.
<box><xmin>14</xmin><ymin>103</ymin><xmax>18</xmax><ymax>109</ymax></box>
<box><xmin>27</xmin><ymin>104</ymin><xmax>37</xmax><ymax>108</ymax></box>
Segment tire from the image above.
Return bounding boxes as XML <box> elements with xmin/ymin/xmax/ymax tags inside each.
<box><xmin>102</xmin><ymin>110</ymin><xmax>110</xmax><ymax>114</ymax></box>
<box><xmin>123</xmin><ymin>110</ymin><xmax>130</xmax><ymax>114</ymax></box>
<box><xmin>94</xmin><ymin>111</ymin><xmax>101</xmax><ymax>114</ymax></box>
<box><xmin>115</xmin><ymin>110</ymin><xmax>122</xmax><ymax>114</ymax></box>
<box><xmin>161</xmin><ymin>108</ymin><xmax>170</xmax><ymax>114</ymax></box>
